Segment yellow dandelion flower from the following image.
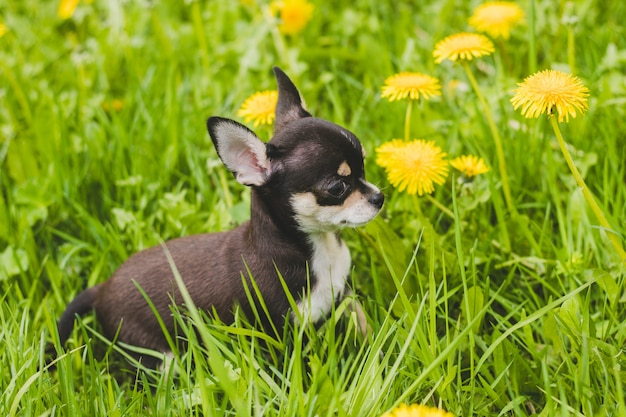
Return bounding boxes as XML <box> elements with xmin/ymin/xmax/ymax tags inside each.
<box><xmin>237</xmin><ymin>90</ymin><xmax>279</xmax><ymax>127</ymax></box>
<box><xmin>376</xmin><ymin>139</ymin><xmax>449</xmax><ymax>196</ymax></box>
<box><xmin>381</xmin><ymin>72</ymin><xmax>442</xmax><ymax>102</ymax></box>
<box><xmin>469</xmin><ymin>1</ymin><xmax>524</xmax><ymax>40</ymax></box>
<box><xmin>0</xmin><ymin>23</ymin><xmax>8</xmax><ymax>38</ymax></box>
<box><xmin>381</xmin><ymin>403</ymin><xmax>455</xmax><ymax>417</ymax></box>
<box><xmin>450</xmin><ymin>155</ymin><xmax>490</xmax><ymax>178</ymax></box>
<box><xmin>376</xmin><ymin>139</ymin><xmax>405</xmax><ymax>168</ymax></box>
<box><xmin>274</xmin><ymin>0</ymin><xmax>314</xmax><ymax>35</ymax></box>
<box><xmin>58</xmin><ymin>0</ymin><xmax>80</xmax><ymax>19</ymax></box>
<box><xmin>433</xmin><ymin>33</ymin><xmax>495</xmax><ymax>64</ymax></box>
<box><xmin>510</xmin><ymin>69</ymin><xmax>589</xmax><ymax>123</ymax></box>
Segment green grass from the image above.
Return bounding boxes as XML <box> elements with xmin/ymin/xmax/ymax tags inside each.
<box><xmin>1</xmin><ymin>0</ymin><xmax>626</xmax><ymax>415</ymax></box>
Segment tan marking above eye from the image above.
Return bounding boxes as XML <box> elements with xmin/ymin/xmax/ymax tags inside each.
<box><xmin>337</xmin><ymin>161</ymin><xmax>352</xmax><ymax>177</ymax></box>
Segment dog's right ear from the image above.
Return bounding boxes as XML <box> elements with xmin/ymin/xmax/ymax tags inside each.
<box><xmin>273</xmin><ymin>66</ymin><xmax>312</xmax><ymax>132</ymax></box>
<box><xmin>207</xmin><ymin>117</ymin><xmax>270</xmax><ymax>187</ymax></box>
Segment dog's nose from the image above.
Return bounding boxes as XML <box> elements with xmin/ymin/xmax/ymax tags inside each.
<box><xmin>368</xmin><ymin>192</ymin><xmax>385</xmax><ymax>209</ymax></box>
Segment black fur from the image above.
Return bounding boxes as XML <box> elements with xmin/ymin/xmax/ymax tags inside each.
<box><xmin>54</xmin><ymin>66</ymin><xmax>383</xmax><ymax>363</ymax></box>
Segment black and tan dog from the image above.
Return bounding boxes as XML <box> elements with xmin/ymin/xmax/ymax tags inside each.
<box><xmin>56</xmin><ymin>67</ymin><xmax>384</xmax><ymax>365</ymax></box>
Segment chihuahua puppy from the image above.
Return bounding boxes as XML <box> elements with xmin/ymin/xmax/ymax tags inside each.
<box><xmin>56</xmin><ymin>67</ymin><xmax>384</xmax><ymax>363</ymax></box>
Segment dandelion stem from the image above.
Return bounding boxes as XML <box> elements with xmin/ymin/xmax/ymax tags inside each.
<box><xmin>462</xmin><ymin>62</ymin><xmax>514</xmax><ymax>213</ymax></box>
<box><xmin>412</xmin><ymin>194</ymin><xmax>423</xmax><ymax>217</ymax></box>
<box><xmin>404</xmin><ymin>99</ymin><xmax>413</xmax><ymax>141</ymax></box>
<box><xmin>528</xmin><ymin>0</ymin><xmax>537</xmax><ymax>73</ymax></box>
<box><xmin>550</xmin><ymin>116</ymin><xmax>626</xmax><ymax>262</ymax></box>
<box><xmin>425</xmin><ymin>194</ymin><xmax>455</xmax><ymax>219</ymax></box>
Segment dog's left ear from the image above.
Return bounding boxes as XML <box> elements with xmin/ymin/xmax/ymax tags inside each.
<box><xmin>207</xmin><ymin>117</ymin><xmax>270</xmax><ymax>187</ymax></box>
<box><xmin>273</xmin><ymin>66</ymin><xmax>312</xmax><ymax>132</ymax></box>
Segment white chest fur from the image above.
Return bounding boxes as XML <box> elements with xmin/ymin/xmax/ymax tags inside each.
<box><xmin>295</xmin><ymin>232</ymin><xmax>351</xmax><ymax>324</ymax></box>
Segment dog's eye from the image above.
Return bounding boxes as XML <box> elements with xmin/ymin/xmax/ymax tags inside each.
<box><xmin>328</xmin><ymin>180</ymin><xmax>349</xmax><ymax>197</ymax></box>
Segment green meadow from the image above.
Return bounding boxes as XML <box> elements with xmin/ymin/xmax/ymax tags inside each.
<box><xmin>1</xmin><ymin>0</ymin><xmax>625</xmax><ymax>415</ymax></box>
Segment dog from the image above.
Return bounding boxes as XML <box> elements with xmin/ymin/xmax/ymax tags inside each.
<box><xmin>55</xmin><ymin>67</ymin><xmax>384</xmax><ymax>366</ymax></box>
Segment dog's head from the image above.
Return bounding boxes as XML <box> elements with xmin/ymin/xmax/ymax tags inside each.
<box><xmin>207</xmin><ymin>67</ymin><xmax>383</xmax><ymax>234</ymax></box>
